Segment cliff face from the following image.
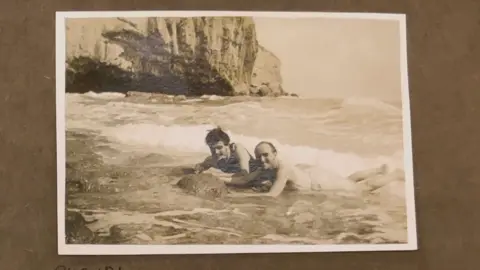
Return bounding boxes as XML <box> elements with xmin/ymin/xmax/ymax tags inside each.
<box><xmin>251</xmin><ymin>45</ymin><xmax>284</xmax><ymax>96</ymax></box>
<box><xmin>66</xmin><ymin>17</ymin><xmax>283</xmax><ymax>96</ymax></box>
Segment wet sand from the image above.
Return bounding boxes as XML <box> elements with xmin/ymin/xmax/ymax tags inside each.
<box><xmin>64</xmin><ymin>130</ymin><xmax>408</xmax><ymax>245</ymax></box>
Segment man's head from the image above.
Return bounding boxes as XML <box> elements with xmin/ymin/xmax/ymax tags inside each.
<box><xmin>205</xmin><ymin>127</ymin><xmax>231</xmax><ymax>161</ymax></box>
<box><xmin>254</xmin><ymin>141</ymin><xmax>278</xmax><ymax>169</ymax></box>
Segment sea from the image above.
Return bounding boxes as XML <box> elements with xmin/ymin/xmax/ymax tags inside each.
<box><xmin>65</xmin><ymin>91</ymin><xmax>409</xmax><ymax>245</ymax></box>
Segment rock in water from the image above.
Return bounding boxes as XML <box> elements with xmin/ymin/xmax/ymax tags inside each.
<box><xmin>65</xmin><ymin>17</ymin><xmax>283</xmax><ymax>96</ymax></box>
<box><xmin>65</xmin><ymin>210</ymin><xmax>97</xmax><ymax>244</ymax></box>
<box><xmin>176</xmin><ymin>173</ymin><xmax>229</xmax><ymax>199</ymax></box>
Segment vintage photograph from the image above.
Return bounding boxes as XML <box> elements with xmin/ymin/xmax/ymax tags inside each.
<box><xmin>56</xmin><ymin>11</ymin><xmax>417</xmax><ymax>254</ymax></box>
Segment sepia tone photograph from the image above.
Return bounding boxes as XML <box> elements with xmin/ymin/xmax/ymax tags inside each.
<box><xmin>56</xmin><ymin>11</ymin><xmax>417</xmax><ymax>255</ymax></box>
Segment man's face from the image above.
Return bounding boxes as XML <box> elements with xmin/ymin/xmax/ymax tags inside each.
<box><xmin>255</xmin><ymin>143</ymin><xmax>277</xmax><ymax>169</ymax></box>
<box><xmin>208</xmin><ymin>141</ymin><xmax>230</xmax><ymax>161</ymax></box>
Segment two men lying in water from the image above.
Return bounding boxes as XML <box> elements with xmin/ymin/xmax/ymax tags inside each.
<box><xmin>193</xmin><ymin>127</ymin><xmax>389</xmax><ymax>198</ymax></box>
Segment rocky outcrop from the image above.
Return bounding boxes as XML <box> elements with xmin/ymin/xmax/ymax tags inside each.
<box><xmin>250</xmin><ymin>45</ymin><xmax>285</xmax><ymax>96</ymax></box>
<box><xmin>65</xmin><ymin>210</ymin><xmax>98</xmax><ymax>244</ymax></box>
<box><xmin>176</xmin><ymin>173</ymin><xmax>229</xmax><ymax>199</ymax></box>
<box><xmin>66</xmin><ymin>17</ymin><xmax>286</xmax><ymax>96</ymax></box>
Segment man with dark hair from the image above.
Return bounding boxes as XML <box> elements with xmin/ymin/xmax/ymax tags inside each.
<box><xmin>193</xmin><ymin>127</ymin><xmax>260</xmax><ymax>180</ymax></box>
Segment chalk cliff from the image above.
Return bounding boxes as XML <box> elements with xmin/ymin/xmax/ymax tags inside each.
<box><xmin>66</xmin><ymin>17</ymin><xmax>286</xmax><ymax>96</ymax></box>
<box><xmin>250</xmin><ymin>45</ymin><xmax>284</xmax><ymax>96</ymax></box>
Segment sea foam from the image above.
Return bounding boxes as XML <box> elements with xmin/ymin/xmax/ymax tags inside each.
<box><xmin>102</xmin><ymin>123</ymin><xmax>403</xmax><ymax>178</ymax></box>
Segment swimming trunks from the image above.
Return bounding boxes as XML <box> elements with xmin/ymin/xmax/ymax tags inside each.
<box><xmin>217</xmin><ymin>143</ymin><xmax>261</xmax><ymax>174</ymax></box>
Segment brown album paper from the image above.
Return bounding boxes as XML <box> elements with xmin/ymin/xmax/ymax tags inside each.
<box><xmin>1</xmin><ymin>0</ymin><xmax>479</xmax><ymax>269</ymax></box>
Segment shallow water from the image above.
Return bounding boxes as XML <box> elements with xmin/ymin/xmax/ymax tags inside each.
<box><xmin>65</xmin><ymin>92</ymin><xmax>408</xmax><ymax>245</ymax></box>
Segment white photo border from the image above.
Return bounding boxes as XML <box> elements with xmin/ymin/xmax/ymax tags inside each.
<box><xmin>56</xmin><ymin>10</ymin><xmax>417</xmax><ymax>255</ymax></box>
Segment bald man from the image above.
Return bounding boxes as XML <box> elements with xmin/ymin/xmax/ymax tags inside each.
<box><xmin>236</xmin><ymin>141</ymin><xmax>315</xmax><ymax>197</ymax></box>
<box><xmin>228</xmin><ymin>141</ymin><xmax>383</xmax><ymax>197</ymax></box>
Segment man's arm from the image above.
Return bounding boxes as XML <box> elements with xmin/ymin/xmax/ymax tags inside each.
<box><xmin>207</xmin><ymin>168</ymin><xmax>264</xmax><ymax>185</ymax></box>
<box><xmin>227</xmin><ymin>169</ymin><xmax>264</xmax><ymax>187</ymax></box>
<box><xmin>228</xmin><ymin>165</ymin><xmax>290</xmax><ymax>197</ymax></box>
<box><xmin>263</xmin><ymin>166</ymin><xmax>289</xmax><ymax>197</ymax></box>
<box><xmin>232</xmin><ymin>144</ymin><xmax>252</xmax><ymax>176</ymax></box>
<box><xmin>194</xmin><ymin>156</ymin><xmax>214</xmax><ymax>174</ymax></box>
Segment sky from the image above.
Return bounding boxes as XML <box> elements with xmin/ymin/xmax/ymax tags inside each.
<box><xmin>253</xmin><ymin>17</ymin><xmax>403</xmax><ymax>101</ymax></box>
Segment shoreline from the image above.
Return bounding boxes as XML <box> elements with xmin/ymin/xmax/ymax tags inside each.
<box><xmin>67</xmin><ymin>89</ymin><xmax>301</xmax><ymax>99</ymax></box>
<box><xmin>64</xmin><ymin>129</ymin><xmax>407</xmax><ymax>246</ymax></box>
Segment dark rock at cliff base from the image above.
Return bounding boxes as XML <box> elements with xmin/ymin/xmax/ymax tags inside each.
<box><xmin>249</xmin><ymin>84</ymin><xmax>273</xmax><ymax>97</ymax></box>
<box><xmin>124</xmin><ymin>91</ymin><xmax>187</xmax><ymax>103</ymax></box>
<box><xmin>176</xmin><ymin>173</ymin><xmax>229</xmax><ymax>199</ymax></box>
<box><xmin>66</xmin><ymin>17</ymin><xmax>284</xmax><ymax>97</ymax></box>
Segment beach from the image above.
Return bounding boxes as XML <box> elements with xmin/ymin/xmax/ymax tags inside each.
<box><xmin>65</xmin><ymin>91</ymin><xmax>408</xmax><ymax>245</ymax></box>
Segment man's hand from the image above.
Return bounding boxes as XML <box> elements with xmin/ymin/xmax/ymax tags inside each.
<box><xmin>227</xmin><ymin>192</ymin><xmax>272</xmax><ymax>198</ymax></box>
<box><xmin>251</xmin><ymin>180</ymin><xmax>272</xmax><ymax>192</ymax></box>
<box><xmin>193</xmin><ymin>164</ymin><xmax>204</xmax><ymax>174</ymax></box>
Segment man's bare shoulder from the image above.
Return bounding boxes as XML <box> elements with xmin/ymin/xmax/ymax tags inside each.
<box><xmin>278</xmin><ymin>156</ymin><xmax>293</xmax><ymax>166</ymax></box>
<box><xmin>277</xmin><ymin>158</ymin><xmax>295</xmax><ymax>173</ymax></box>
<box><xmin>232</xmin><ymin>142</ymin><xmax>248</xmax><ymax>151</ymax></box>
<box><xmin>232</xmin><ymin>143</ymin><xmax>250</xmax><ymax>155</ymax></box>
